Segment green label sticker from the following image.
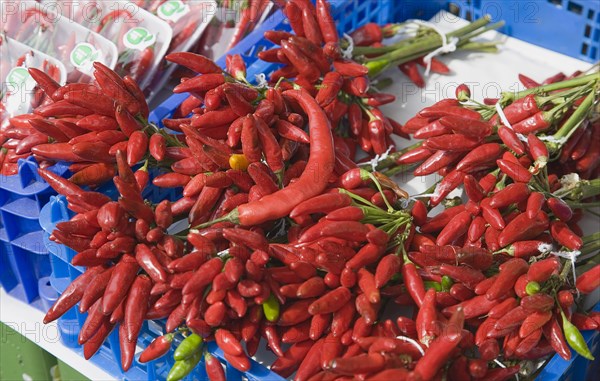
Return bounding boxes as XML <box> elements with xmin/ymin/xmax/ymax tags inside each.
<box><xmin>157</xmin><ymin>0</ymin><xmax>189</xmax><ymax>22</ymax></box>
<box><xmin>6</xmin><ymin>67</ymin><xmax>31</xmax><ymax>88</ymax></box>
<box><xmin>123</xmin><ymin>27</ymin><xmax>157</xmax><ymax>51</ymax></box>
<box><xmin>70</xmin><ymin>42</ymin><xmax>99</xmax><ymax>73</ymax></box>
<box><xmin>4</xmin><ymin>66</ymin><xmax>37</xmax><ymax>114</ymax></box>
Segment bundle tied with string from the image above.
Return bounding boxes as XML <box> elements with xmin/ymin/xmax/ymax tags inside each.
<box><xmin>342</xmin><ymin>19</ymin><xmax>458</xmax><ymax>76</ymax></box>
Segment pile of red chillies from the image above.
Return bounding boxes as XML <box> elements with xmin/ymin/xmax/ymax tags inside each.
<box><xmin>1</xmin><ymin>1</ymin><xmax>599</xmax><ymax>380</ymax></box>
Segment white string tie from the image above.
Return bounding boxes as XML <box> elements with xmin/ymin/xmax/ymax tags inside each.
<box><xmin>537</xmin><ymin>243</ymin><xmax>554</xmax><ymax>254</ymax></box>
<box><xmin>216</xmin><ymin>249</ymin><xmax>230</xmax><ymax>258</ymax></box>
<box><xmin>408</xmin><ymin>19</ymin><xmax>457</xmax><ymax>76</ymax></box>
<box><xmin>537</xmin><ymin>135</ymin><xmax>568</xmax><ymax>145</ymax></box>
<box><xmin>495</xmin><ymin>102</ymin><xmax>527</xmax><ymax>142</ymax></box>
<box><xmin>341</xmin><ymin>33</ymin><xmax>355</xmax><ymax>60</ymax></box>
<box><xmin>551</xmin><ymin>250</ymin><xmax>581</xmax><ymax>286</ymax></box>
<box><xmin>358</xmin><ymin>145</ymin><xmax>394</xmax><ymax>172</ymax></box>
<box><xmin>396</xmin><ymin>335</ymin><xmax>425</xmax><ymax>356</ymax></box>
<box><xmin>254</xmin><ymin>73</ymin><xmax>268</xmax><ymax>88</ymax></box>
<box><xmin>493</xmin><ymin>360</ymin><xmax>519</xmax><ymax>381</ymax></box>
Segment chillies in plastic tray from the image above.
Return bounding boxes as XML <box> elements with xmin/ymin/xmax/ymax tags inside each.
<box><xmin>0</xmin><ymin>35</ymin><xmax>67</xmax><ymax>126</ymax></box>
<box><xmin>1</xmin><ymin>0</ymin><xmax>118</xmax><ymax>83</ymax></box>
<box><xmin>46</xmin><ymin>0</ymin><xmax>172</xmax><ymax>93</ymax></box>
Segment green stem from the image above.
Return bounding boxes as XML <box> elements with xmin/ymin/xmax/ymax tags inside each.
<box><xmin>560</xmin><ymin>258</ymin><xmax>572</xmax><ymax>281</ymax></box>
<box><xmin>374</xmin><ymin>141</ymin><xmax>423</xmax><ymax>170</ymax></box>
<box><xmin>510</xmin><ymin>73</ymin><xmax>599</xmax><ymax>99</ymax></box>
<box><xmin>339</xmin><ymin>188</ymin><xmax>379</xmax><ymax>209</ymax></box>
<box><xmin>566</xmin><ymin>201</ymin><xmax>600</xmax><ymax>208</ymax></box>
<box><xmin>583</xmin><ymin>232</ymin><xmax>600</xmax><ymax>244</ymax></box>
<box><xmin>365</xmin><ymin>16</ymin><xmax>493</xmax><ymax>70</ymax></box>
<box><xmin>382</xmin><ymin>163</ymin><xmax>414</xmax><ymax>177</ymax></box>
<box><xmin>455</xmin><ymin>20</ymin><xmax>505</xmax><ymax>42</ymax></box>
<box><xmin>553</xmin><ymin>89</ymin><xmax>597</xmax><ymax>140</ymax></box>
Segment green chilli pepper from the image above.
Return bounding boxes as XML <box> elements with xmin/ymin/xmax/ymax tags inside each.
<box><xmin>561</xmin><ymin>311</ymin><xmax>595</xmax><ymax>360</ymax></box>
<box><xmin>263</xmin><ymin>294</ymin><xmax>280</xmax><ymax>322</ymax></box>
<box><xmin>441</xmin><ymin>275</ymin><xmax>453</xmax><ymax>292</ymax></box>
<box><xmin>525</xmin><ymin>281</ymin><xmax>541</xmax><ymax>295</ymax></box>
<box><xmin>167</xmin><ymin>349</ymin><xmax>202</xmax><ymax>381</ymax></box>
<box><xmin>423</xmin><ymin>281</ymin><xmax>442</xmax><ymax>292</ymax></box>
<box><xmin>173</xmin><ymin>333</ymin><xmax>203</xmax><ymax>361</ymax></box>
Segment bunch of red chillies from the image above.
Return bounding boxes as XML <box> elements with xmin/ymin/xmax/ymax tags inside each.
<box><xmin>0</xmin><ymin>62</ymin><xmax>152</xmax><ymax>183</ymax></box>
<box><xmin>3</xmin><ymin>1</ymin><xmax>598</xmax><ymax>379</ymax></box>
<box><xmin>248</xmin><ymin>0</ymin><xmax>408</xmax><ymax>155</ymax></box>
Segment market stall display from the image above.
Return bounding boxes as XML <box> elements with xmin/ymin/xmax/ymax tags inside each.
<box><xmin>1</xmin><ymin>1</ymin><xmax>599</xmax><ymax>381</ymax></box>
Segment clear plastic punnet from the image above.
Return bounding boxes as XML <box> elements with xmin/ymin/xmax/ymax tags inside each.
<box><xmin>139</xmin><ymin>0</ymin><xmax>217</xmax><ymax>55</ymax></box>
<box><xmin>1</xmin><ymin>0</ymin><xmax>118</xmax><ymax>83</ymax></box>
<box><xmin>0</xmin><ymin>35</ymin><xmax>67</xmax><ymax>126</ymax></box>
<box><xmin>45</xmin><ymin>0</ymin><xmax>172</xmax><ymax>96</ymax></box>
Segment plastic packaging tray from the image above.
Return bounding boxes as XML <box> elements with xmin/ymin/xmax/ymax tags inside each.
<box><xmin>0</xmin><ymin>36</ymin><xmax>67</xmax><ymax>122</ymax></box>
<box><xmin>142</xmin><ymin>0</ymin><xmax>217</xmax><ymax>101</ymax></box>
<box><xmin>1</xmin><ymin>0</ymin><xmax>118</xmax><ymax>83</ymax></box>
<box><xmin>0</xmin><ymin>158</ymin><xmax>69</xmax><ymax>309</ymax></box>
<box><xmin>45</xmin><ymin>0</ymin><xmax>172</xmax><ymax>94</ymax></box>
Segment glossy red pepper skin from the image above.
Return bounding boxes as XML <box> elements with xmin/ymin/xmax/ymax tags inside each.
<box><xmin>414</xmin><ymin>150</ymin><xmax>462</xmax><ymax>176</ymax></box>
<box><xmin>399</xmin><ymin>61</ymin><xmax>425</xmax><ymax>88</ymax></box>
<box><xmin>576</xmin><ymin>264</ymin><xmax>600</xmax><ymax>294</ymax></box>
<box><xmin>440</xmin><ymin>264</ymin><xmax>486</xmax><ymax>290</ymax></box>
<box><xmin>436</xmin><ymin>210</ymin><xmax>472</xmax><ymax>246</ymax></box>
<box><xmin>166</xmin><ymin>52</ymin><xmax>222</xmax><ymax>74</ymax></box>
<box><xmin>520</xmin><ymin>310</ymin><xmax>553</xmax><ymax>338</ymax></box>
<box><xmin>100</xmin><ymin>255</ymin><xmax>139</xmax><ymax>315</ymax></box>
<box><xmin>498</xmin><ymin>211</ymin><xmax>549</xmax><ymax>248</ymax></box>
<box><xmin>498</xmin><ymin>126</ymin><xmax>526</xmax><ymax>155</ymax></box>
<box><xmin>543</xmin><ymin>316</ymin><xmax>571</xmax><ymax>360</ymax></box>
<box><xmin>138</xmin><ymin>334</ymin><xmax>173</xmax><ymax>363</ymax></box>
<box><xmin>487</xmin><ymin>258</ymin><xmax>529</xmax><ymax>300</ymax></box>
<box><xmin>489</xmin><ymin>183</ymin><xmax>531</xmax><ymax>209</ymax></box>
<box><xmin>550</xmin><ymin>220</ymin><xmax>583</xmax><ymax>250</ymax></box>
<box><xmin>124</xmin><ymin>275</ymin><xmax>151</xmax><ymax>343</ymax></box>
<box><xmin>439</xmin><ymin>115</ymin><xmax>492</xmax><ymax>138</ymax></box>
<box><xmin>425</xmin><ymin>134</ymin><xmax>482</xmax><ymax>151</ymax></box>
<box><xmin>420</xmin><ymin>105</ymin><xmax>481</xmax><ymax>120</ymax></box>
<box><xmin>414</xmin><ymin>323</ymin><xmax>462</xmax><ymax>379</ymax></box>
<box><xmin>308</xmin><ymin>287</ymin><xmax>351</xmax><ymax>315</ymax></box>
<box><xmin>497</xmin><ymin>158</ymin><xmax>533</xmax><ymax>183</ymax></box>
<box><xmin>79</xmin><ymin>268</ymin><xmax>114</xmax><ymax>313</ymax></box>
<box><xmin>135</xmin><ymin>243</ymin><xmax>168</xmax><ymax>283</ymax></box>
<box><xmin>230</xmin><ymin>90</ymin><xmax>335</xmax><ymax>226</ymax></box>
<box><xmin>527</xmin><ymin>257</ymin><xmax>560</xmax><ymax>283</ymax></box>
<box><xmin>547</xmin><ymin>197</ymin><xmax>573</xmax><ymax>222</ymax></box>
<box><xmin>421</xmin><ymin>205</ymin><xmax>466</xmax><ymax>233</ymax></box>
<box><xmin>512</xmin><ymin>111</ymin><xmax>551</xmax><ymax>134</ymax></box>
<box><xmin>44</xmin><ymin>267</ymin><xmax>104</xmax><ymax>323</ymax></box>
<box><xmin>204</xmin><ymin>353</ymin><xmax>226</xmax><ymax>381</ymax></box>
<box><xmin>497</xmin><ymin>94</ymin><xmax>540</xmax><ymax>125</ymax></box>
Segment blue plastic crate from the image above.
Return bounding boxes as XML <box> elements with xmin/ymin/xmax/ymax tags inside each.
<box><xmin>0</xmin><ymin>157</ymin><xmax>69</xmax><ymax>308</ymax></box>
<box><xmin>40</xmin><ymin>194</ymin><xmax>285</xmax><ymax>381</ymax></box>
